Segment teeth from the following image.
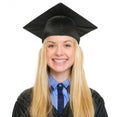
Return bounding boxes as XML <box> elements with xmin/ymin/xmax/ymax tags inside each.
<box><xmin>54</xmin><ymin>59</ymin><xmax>66</xmax><ymax>63</ymax></box>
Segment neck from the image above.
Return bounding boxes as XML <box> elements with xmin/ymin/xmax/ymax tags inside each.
<box><xmin>50</xmin><ymin>70</ymin><xmax>70</xmax><ymax>83</ymax></box>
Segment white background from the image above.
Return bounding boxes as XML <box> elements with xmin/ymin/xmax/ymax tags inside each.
<box><xmin>0</xmin><ymin>0</ymin><xmax>120</xmax><ymax>116</ymax></box>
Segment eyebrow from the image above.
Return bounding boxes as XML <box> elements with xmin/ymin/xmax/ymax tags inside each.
<box><xmin>47</xmin><ymin>40</ymin><xmax>73</xmax><ymax>44</ymax></box>
<box><xmin>64</xmin><ymin>40</ymin><xmax>73</xmax><ymax>43</ymax></box>
<box><xmin>47</xmin><ymin>41</ymin><xmax>55</xmax><ymax>44</ymax></box>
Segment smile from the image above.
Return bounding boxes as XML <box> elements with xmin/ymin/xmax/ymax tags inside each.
<box><xmin>52</xmin><ymin>59</ymin><xmax>67</xmax><ymax>63</ymax></box>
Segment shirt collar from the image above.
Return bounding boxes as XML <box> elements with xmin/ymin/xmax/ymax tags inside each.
<box><xmin>49</xmin><ymin>74</ymin><xmax>70</xmax><ymax>90</ymax></box>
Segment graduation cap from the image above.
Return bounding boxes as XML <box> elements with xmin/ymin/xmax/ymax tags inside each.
<box><xmin>23</xmin><ymin>3</ymin><xmax>97</xmax><ymax>43</ymax></box>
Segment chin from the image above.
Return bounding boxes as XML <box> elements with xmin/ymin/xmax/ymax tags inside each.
<box><xmin>50</xmin><ymin>66</ymin><xmax>71</xmax><ymax>74</ymax></box>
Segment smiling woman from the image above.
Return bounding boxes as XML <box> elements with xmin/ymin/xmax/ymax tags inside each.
<box><xmin>46</xmin><ymin>36</ymin><xmax>75</xmax><ymax>82</ymax></box>
<box><xmin>12</xmin><ymin>3</ymin><xmax>108</xmax><ymax>117</ymax></box>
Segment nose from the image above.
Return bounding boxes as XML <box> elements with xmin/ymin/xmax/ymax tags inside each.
<box><xmin>55</xmin><ymin>46</ymin><xmax>63</xmax><ymax>56</ymax></box>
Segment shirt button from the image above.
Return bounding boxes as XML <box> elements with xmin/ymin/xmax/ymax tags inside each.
<box><xmin>59</xmin><ymin>84</ymin><xmax>62</xmax><ymax>87</ymax></box>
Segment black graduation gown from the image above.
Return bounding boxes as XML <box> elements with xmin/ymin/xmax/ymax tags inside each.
<box><xmin>12</xmin><ymin>88</ymin><xmax>108</xmax><ymax>117</ymax></box>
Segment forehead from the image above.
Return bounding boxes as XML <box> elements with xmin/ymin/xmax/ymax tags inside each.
<box><xmin>46</xmin><ymin>36</ymin><xmax>75</xmax><ymax>43</ymax></box>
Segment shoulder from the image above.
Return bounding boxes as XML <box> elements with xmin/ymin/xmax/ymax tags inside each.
<box><xmin>16</xmin><ymin>88</ymin><xmax>33</xmax><ymax>109</ymax></box>
<box><xmin>90</xmin><ymin>89</ymin><xmax>108</xmax><ymax>117</ymax></box>
<box><xmin>90</xmin><ymin>88</ymin><xmax>104</xmax><ymax>103</ymax></box>
<box><xmin>17</xmin><ymin>88</ymin><xmax>33</xmax><ymax>102</ymax></box>
<box><xmin>90</xmin><ymin>88</ymin><xmax>105</xmax><ymax>107</ymax></box>
<box><xmin>12</xmin><ymin>88</ymin><xmax>33</xmax><ymax>117</ymax></box>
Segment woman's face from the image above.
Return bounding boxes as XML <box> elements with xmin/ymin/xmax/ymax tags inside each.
<box><xmin>46</xmin><ymin>36</ymin><xmax>75</xmax><ymax>74</ymax></box>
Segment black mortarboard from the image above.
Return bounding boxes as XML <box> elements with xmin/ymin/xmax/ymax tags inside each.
<box><xmin>23</xmin><ymin>3</ymin><xmax>97</xmax><ymax>43</ymax></box>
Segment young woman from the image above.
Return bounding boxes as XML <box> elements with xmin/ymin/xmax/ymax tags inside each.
<box><xmin>12</xmin><ymin>3</ymin><xmax>108</xmax><ymax>117</ymax></box>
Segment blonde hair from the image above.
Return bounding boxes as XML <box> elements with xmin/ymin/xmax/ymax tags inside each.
<box><xmin>30</xmin><ymin>39</ymin><xmax>94</xmax><ymax>117</ymax></box>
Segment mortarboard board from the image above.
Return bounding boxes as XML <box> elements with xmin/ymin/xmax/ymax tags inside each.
<box><xmin>23</xmin><ymin>3</ymin><xmax>97</xmax><ymax>43</ymax></box>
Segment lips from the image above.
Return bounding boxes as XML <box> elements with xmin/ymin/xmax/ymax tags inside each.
<box><xmin>52</xmin><ymin>58</ymin><xmax>67</xmax><ymax>63</ymax></box>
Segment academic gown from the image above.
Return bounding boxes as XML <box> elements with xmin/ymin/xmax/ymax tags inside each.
<box><xmin>12</xmin><ymin>88</ymin><xmax>108</xmax><ymax>117</ymax></box>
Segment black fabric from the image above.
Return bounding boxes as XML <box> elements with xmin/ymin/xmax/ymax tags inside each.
<box><xmin>12</xmin><ymin>88</ymin><xmax>108</xmax><ymax>117</ymax></box>
<box><xmin>12</xmin><ymin>88</ymin><xmax>32</xmax><ymax>117</ymax></box>
<box><xmin>42</xmin><ymin>16</ymin><xmax>80</xmax><ymax>43</ymax></box>
<box><xmin>23</xmin><ymin>3</ymin><xmax>97</xmax><ymax>43</ymax></box>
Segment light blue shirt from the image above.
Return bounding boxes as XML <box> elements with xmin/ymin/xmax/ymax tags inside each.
<box><xmin>49</xmin><ymin>74</ymin><xmax>70</xmax><ymax>110</ymax></box>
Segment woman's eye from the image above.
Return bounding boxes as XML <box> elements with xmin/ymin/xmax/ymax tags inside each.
<box><xmin>65</xmin><ymin>44</ymin><xmax>71</xmax><ymax>47</ymax></box>
<box><xmin>48</xmin><ymin>44</ymin><xmax>55</xmax><ymax>48</ymax></box>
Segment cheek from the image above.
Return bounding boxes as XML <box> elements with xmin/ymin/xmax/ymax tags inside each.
<box><xmin>68</xmin><ymin>49</ymin><xmax>75</xmax><ymax>57</ymax></box>
<box><xmin>68</xmin><ymin>50</ymin><xmax>75</xmax><ymax>62</ymax></box>
<box><xmin>46</xmin><ymin>52</ymin><xmax>51</xmax><ymax>65</ymax></box>
<box><xmin>46</xmin><ymin>50</ymin><xmax>54</xmax><ymax>60</ymax></box>
<box><xmin>46</xmin><ymin>50</ymin><xmax>51</xmax><ymax>57</ymax></box>
<box><xmin>46</xmin><ymin>52</ymin><xmax>50</xmax><ymax>58</ymax></box>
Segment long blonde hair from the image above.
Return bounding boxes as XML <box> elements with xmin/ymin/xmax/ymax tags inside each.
<box><xmin>30</xmin><ymin>39</ymin><xmax>94</xmax><ymax>117</ymax></box>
